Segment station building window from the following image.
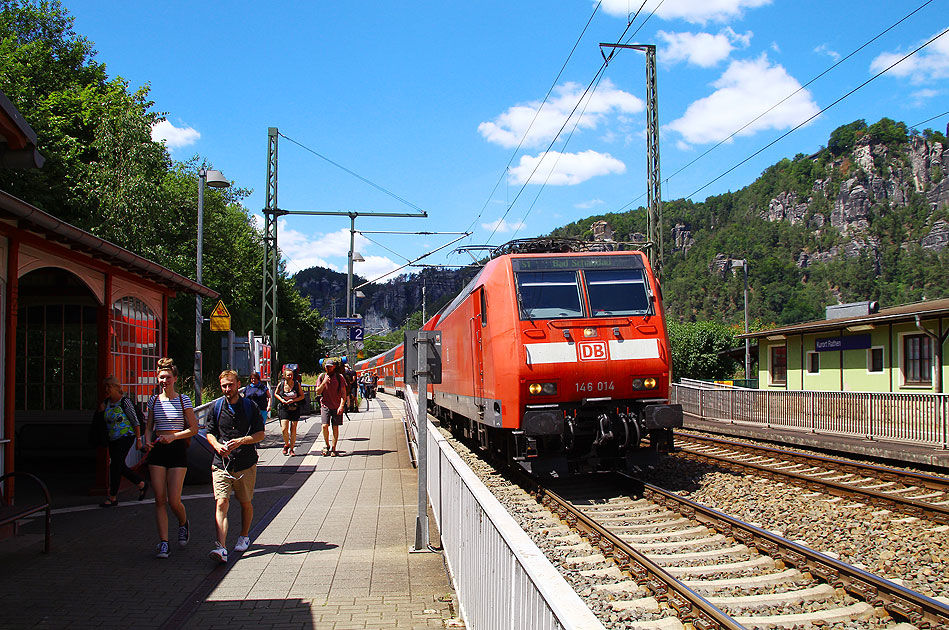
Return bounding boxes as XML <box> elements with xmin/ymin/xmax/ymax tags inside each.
<box><xmin>902</xmin><ymin>334</ymin><xmax>932</xmax><ymax>385</ymax></box>
<box><xmin>806</xmin><ymin>351</ymin><xmax>819</xmax><ymax>374</ymax></box>
<box><xmin>867</xmin><ymin>347</ymin><xmax>884</xmax><ymax>373</ymax></box>
<box><xmin>15</xmin><ymin>269</ymin><xmax>98</xmax><ymax>411</ymax></box>
<box><xmin>769</xmin><ymin>345</ymin><xmax>787</xmax><ymax>385</ymax></box>
<box><xmin>111</xmin><ymin>297</ymin><xmax>160</xmax><ymax>407</ymax></box>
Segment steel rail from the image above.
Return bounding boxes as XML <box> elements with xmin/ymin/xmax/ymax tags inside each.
<box><xmin>617</xmin><ymin>472</ymin><xmax>949</xmax><ymax>629</ymax></box>
<box><xmin>522</xmin><ymin>476</ymin><xmax>745</xmax><ymax>630</ymax></box>
<box><xmin>679</xmin><ymin>432</ymin><xmax>949</xmax><ymax>492</ymax></box>
<box><xmin>675</xmin><ymin>434</ymin><xmax>949</xmax><ymax>525</ymax></box>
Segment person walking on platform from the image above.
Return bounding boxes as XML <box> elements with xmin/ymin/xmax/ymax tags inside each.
<box><xmin>244</xmin><ymin>370</ymin><xmax>271</xmax><ymax>426</ymax></box>
<box><xmin>96</xmin><ymin>376</ymin><xmax>147</xmax><ymax>507</ymax></box>
<box><xmin>315</xmin><ymin>358</ymin><xmax>347</xmax><ymax>456</ymax></box>
<box><xmin>274</xmin><ymin>366</ymin><xmax>304</xmax><ymax>456</ymax></box>
<box><xmin>142</xmin><ymin>358</ymin><xmax>198</xmax><ymax>559</ymax></box>
<box><xmin>344</xmin><ymin>363</ymin><xmax>358</xmax><ymax>413</ymax></box>
<box><xmin>206</xmin><ymin>370</ymin><xmax>266</xmax><ymax>564</ymax></box>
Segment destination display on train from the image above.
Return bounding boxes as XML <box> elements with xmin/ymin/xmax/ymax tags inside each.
<box><xmin>511</xmin><ymin>255</ymin><xmax>644</xmax><ymax>272</ymax></box>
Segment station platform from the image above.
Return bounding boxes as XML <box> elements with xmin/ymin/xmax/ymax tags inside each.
<box><xmin>0</xmin><ymin>393</ymin><xmax>459</xmax><ymax>629</ymax></box>
<box><xmin>683</xmin><ymin>414</ymin><xmax>949</xmax><ymax>469</ymax></box>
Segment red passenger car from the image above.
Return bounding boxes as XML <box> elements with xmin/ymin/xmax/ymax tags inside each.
<box><xmin>358</xmin><ymin>240</ymin><xmax>682</xmax><ymax>474</ymax></box>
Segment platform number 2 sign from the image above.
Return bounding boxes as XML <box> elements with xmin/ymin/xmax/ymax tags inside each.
<box><xmin>349</xmin><ymin>327</ymin><xmax>364</xmax><ymax>342</ymax></box>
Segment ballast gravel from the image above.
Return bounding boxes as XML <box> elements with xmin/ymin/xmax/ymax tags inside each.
<box><xmin>638</xmin><ymin>454</ymin><xmax>949</xmax><ymax>601</ymax></box>
<box><xmin>439</xmin><ymin>427</ymin><xmax>947</xmax><ymax>629</ymax></box>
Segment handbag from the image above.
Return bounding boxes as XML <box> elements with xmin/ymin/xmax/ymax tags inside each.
<box><xmin>88</xmin><ymin>408</ymin><xmax>109</xmax><ymax>447</ymax></box>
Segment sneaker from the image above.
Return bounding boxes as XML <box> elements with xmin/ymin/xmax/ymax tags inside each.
<box><xmin>209</xmin><ymin>544</ymin><xmax>227</xmax><ymax>564</ymax></box>
<box><xmin>234</xmin><ymin>535</ymin><xmax>251</xmax><ymax>552</ymax></box>
<box><xmin>178</xmin><ymin>521</ymin><xmax>190</xmax><ymax>547</ymax></box>
<box><xmin>156</xmin><ymin>541</ymin><xmax>169</xmax><ymax>559</ymax></box>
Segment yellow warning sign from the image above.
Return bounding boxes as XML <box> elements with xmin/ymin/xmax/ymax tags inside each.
<box><xmin>209</xmin><ymin>300</ymin><xmax>231</xmax><ymax>332</ymax></box>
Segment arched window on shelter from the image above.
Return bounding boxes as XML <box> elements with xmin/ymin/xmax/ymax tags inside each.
<box><xmin>15</xmin><ymin>268</ymin><xmax>98</xmax><ymax>411</ymax></box>
<box><xmin>110</xmin><ymin>297</ymin><xmax>160</xmax><ymax>408</ymax></box>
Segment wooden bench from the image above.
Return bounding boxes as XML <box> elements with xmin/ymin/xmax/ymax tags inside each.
<box><xmin>0</xmin><ymin>472</ymin><xmax>51</xmax><ymax>553</ymax></box>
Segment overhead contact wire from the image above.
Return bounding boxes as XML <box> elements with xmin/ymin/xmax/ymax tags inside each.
<box><xmin>279</xmin><ymin>132</ymin><xmax>427</xmax><ymax>214</ymax></box>
<box><xmin>660</xmin><ymin>0</ymin><xmax>936</xmax><ymax>201</ymax></box>
<box><xmin>463</xmin><ymin>1</ymin><xmax>605</xmax><ymax>242</ymax></box>
<box><xmin>484</xmin><ymin>2</ymin><xmax>652</xmax><ymax>245</ymax></box>
<box><xmin>685</xmin><ymin>25</ymin><xmax>949</xmax><ymax>201</ymax></box>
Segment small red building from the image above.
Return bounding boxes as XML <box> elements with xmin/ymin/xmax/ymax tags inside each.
<box><xmin>1</xmin><ymin>90</ymin><xmax>215</xmax><ymax>498</ymax></box>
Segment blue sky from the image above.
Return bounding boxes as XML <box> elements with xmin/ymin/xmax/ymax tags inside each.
<box><xmin>66</xmin><ymin>0</ymin><xmax>948</xmax><ymax>282</ymax></box>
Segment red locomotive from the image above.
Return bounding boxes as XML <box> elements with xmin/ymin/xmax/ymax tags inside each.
<box><xmin>357</xmin><ymin>239</ymin><xmax>682</xmax><ymax>474</ymax></box>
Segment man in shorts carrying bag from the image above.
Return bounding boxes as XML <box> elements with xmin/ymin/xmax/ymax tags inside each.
<box><xmin>206</xmin><ymin>370</ymin><xmax>265</xmax><ymax>563</ymax></box>
<box><xmin>315</xmin><ymin>358</ymin><xmax>347</xmax><ymax>457</ymax></box>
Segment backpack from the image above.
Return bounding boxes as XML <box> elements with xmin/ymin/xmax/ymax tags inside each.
<box><xmin>212</xmin><ymin>396</ymin><xmax>260</xmax><ymax>439</ymax></box>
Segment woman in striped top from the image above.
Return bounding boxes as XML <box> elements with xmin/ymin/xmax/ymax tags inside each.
<box><xmin>142</xmin><ymin>358</ymin><xmax>198</xmax><ymax>559</ymax></box>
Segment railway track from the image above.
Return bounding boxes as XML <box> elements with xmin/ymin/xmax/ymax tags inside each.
<box><xmin>674</xmin><ymin>433</ymin><xmax>949</xmax><ymax>525</ymax></box>
<box><xmin>533</xmin><ymin>473</ymin><xmax>949</xmax><ymax>629</ymax></box>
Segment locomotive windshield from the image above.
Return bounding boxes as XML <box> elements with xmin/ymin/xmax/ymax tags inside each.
<box><xmin>513</xmin><ymin>256</ymin><xmax>653</xmax><ymax>320</ymax></box>
<box><xmin>585</xmin><ymin>269</ymin><xmax>651</xmax><ymax>316</ymax></box>
<box><xmin>515</xmin><ymin>271</ymin><xmax>583</xmax><ymax>319</ymax></box>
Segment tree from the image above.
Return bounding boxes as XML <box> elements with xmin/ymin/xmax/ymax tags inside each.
<box><xmin>0</xmin><ymin>0</ymin><xmax>326</xmax><ymax>391</ymax></box>
<box><xmin>667</xmin><ymin>321</ymin><xmax>739</xmax><ymax>381</ymax></box>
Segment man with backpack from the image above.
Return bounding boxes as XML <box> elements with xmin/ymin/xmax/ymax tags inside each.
<box><xmin>206</xmin><ymin>370</ymin><xmax>266</xmax><ymax>564</ymax></box>
<box><xmin>315</xmin><ymin>357</ymin><xmax>347</xmax><ymax>456</ymax></box>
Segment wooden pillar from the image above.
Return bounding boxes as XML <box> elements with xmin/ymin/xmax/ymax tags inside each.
<box><xmin>3</xmin><ymin>237</ymin><xmax>17</xmax><ymax>503</ymax></box>
<box><xmin>162</xmin><ymin>294</ymin><xmax>168</xmax><ymax>357</ymax></box>
<box><xmin>91</xmin><ymin>274</ymin><xmax>112</xmax><ymax>495</ymax></box>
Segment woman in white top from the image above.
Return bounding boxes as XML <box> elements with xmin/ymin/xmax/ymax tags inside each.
<box><xmin>142</xmin><ymin>358</ymin><xmax>198</xmax><ymax>559</ymax></box>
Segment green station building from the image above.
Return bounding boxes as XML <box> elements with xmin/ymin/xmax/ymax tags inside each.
<box><xmin>741</xmin><ymin>299</ymin><xmax>949</xmax><ymax>394</ymax></box>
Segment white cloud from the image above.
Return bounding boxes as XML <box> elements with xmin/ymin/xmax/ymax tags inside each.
<box><xmin>478</xmin><ymin>79</ymin><xmax>643</xmax><ymax>149</ymax></box>
<box><xmin>658</xmin><ymin>29</ymin><xmax>749</xmax><ymax>67</ymax></box>
<box><xmin>151</xmin><ymin>120</ymin><xmax>200</xmax><ymax>148</ymax></box>
<box><xmin>910</xmin><ymin>88</ymin><xmax>941</xmax><ymax>106</ymax></box>
<box><xmin>575</xmin><ymin>198</ymin><xmax>604</xmax><ymax>209</ymax></box>
<box><xmin>356</xmin><ymin>255</ymin><xmax>403</xmax><ymax>283</ymax></box>
<box><xmin>482</xmin><ymin>218</ymin><xmax>526</xmax><ymax>233</ymax></box>
<box><xmin>508</xmin><ymin>150</ymin><xmax>626</xmax><ymax>186</ymax></box>
<box><xmin>814</xmin><ymin>44</ymin><xmax>840</xmax><ymax>62</ymax></box>
<box><xmin>600</xmin><ymin>0</ymin><xmax>771</xmax><ymax>25</ymax></box>
<box><xmin>666</xmin><ymin>55</ymin><xmax>819</xmax><ymax>145</ymax></box>
<box><xmin>870</xmin><ymin>29</ymin><xmax>949</xmax><ymax>84</ymax></box>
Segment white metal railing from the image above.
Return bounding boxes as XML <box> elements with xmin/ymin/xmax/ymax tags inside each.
<box><xmin>405</xmin><ymin>386</ymin><xmax>605</xmax><ymax>630</ymax></box>
<box><xmin>672</xmin><ymin>383</ymin><xmax>949</xmax><ymax>449</ymax></box>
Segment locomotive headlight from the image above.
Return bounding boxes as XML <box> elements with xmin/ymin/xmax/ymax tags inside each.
<box><xmin>643</xmin><ymin>377</ymin><xmax>657</xmax><ymax>389</ymax></box>
<box><xmin>583</xmin><ymin>327</ymin><xmax>596</xmax><ymax>337</ymax></box>
<box><xmin>632</xmin><ymin>378</ymin><xmax>644</xmax><ymax>390</ymax></box>
<box><xmin>528</xmin><ymin>382</ymin><xmax>557</xmax><ymax>395</ymax></box>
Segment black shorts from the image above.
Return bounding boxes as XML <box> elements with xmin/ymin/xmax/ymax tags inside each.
<box><xmin>278</xmin><ymin>406</ymin><xmax>300</xmax><ymax>422</ymax></box>
<box><xmin>147</xmin><ymin>440</ymin><xmax>188</xmax><ymax>469</ymax></box>
<box><xmin>320</xmin><ymin>407</ymin><xmax>343</xmax><ymax>426</ymax></box>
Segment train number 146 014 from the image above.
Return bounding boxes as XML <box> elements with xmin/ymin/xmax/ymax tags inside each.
<box><xmin>576</xmin><ymin>381</ymin><xmax>614</xmax><ymax>392</ymax></box>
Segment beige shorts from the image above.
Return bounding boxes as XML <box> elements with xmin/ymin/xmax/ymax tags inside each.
<box><xmin>211</xmin><ymin>464</ymin><xmax>257</xmax><ymax>503</ymax></box>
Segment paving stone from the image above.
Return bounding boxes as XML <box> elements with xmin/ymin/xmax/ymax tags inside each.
<box><xmin>0</xmin><ymin>396</ymin><xmax>457</xmax><ymax>630</ymax></box>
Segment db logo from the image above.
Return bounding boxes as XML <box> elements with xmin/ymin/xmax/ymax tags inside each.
<box><xmin>577</xmin><ymin>341</ymin><xmax>608</xmax><ymax>361</ymax></box>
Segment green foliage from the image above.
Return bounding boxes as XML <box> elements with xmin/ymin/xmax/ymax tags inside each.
<box><xmin>0</xmin><ymin>0</ymin><xmax>325</xmax><ymax>388</ymax></box>
<box><xmin>921</xmin><ymin>128</ymin><xmax>948</xmax><ymax>146</ymax></box>
<box><xmin>867</xmin><ymin>117</ymin><xmax>908</xmax><ymax>147</ymax></box>
<box><xmin>667</xmin><ymin>320</ymin><xmax>738</xmax><ymax>380</ymax></box>
<box><xmin>827</xmin><ymin>120</ymin><xmax>867</xmax><ymax>156</ymax></box>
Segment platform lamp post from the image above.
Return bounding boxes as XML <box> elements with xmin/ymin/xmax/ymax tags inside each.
<box><xmin>195</xmin><ymin>168</ymin><xmax>231</xmax><ymax>406</ymax></box>
<box><xmin>731</xmin><ymin>259</ymin><xmax>750</xmax><ymax>382</ymax></box>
